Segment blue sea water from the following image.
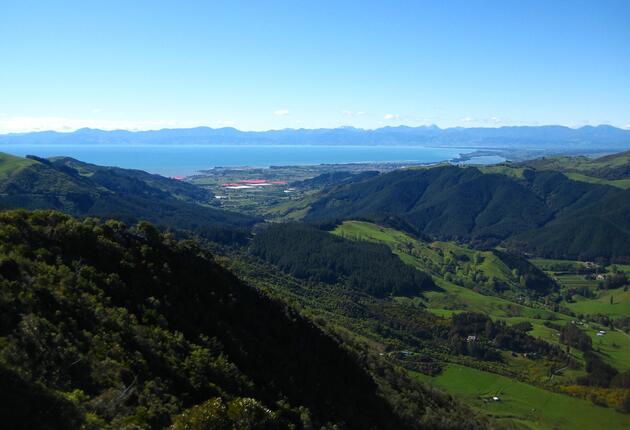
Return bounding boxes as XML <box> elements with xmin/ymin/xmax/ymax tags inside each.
<box><xmin>0</xmin><ymin>144</ymin><xmax>481</xmax><ymax>177</ymax></box>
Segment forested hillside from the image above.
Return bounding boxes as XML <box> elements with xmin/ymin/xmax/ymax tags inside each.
<box><xmin>303</xmin><ymin>164</ymin><xmax>630</xmax><ymax>260</ymax></box>
<box><xmin>2</xmin><ymin>151</ymin><xmax>630</xmax><ymax>429</ymax></box>
<box><xmin>0</xmin><ymin>210</ymin><xmax>486</xmax><ymax>430</ymax></box>
<box><xmin>518</xmin><ymin>151</ymin><xmax>630</xmax><ymax>182</ymax></box>
<box><xmin>332</xmin><ymin>220</ymin><xmax>557</xmax><ymax>299</ymax></box>
<box><xmin>305</xmin><ymin>166</ymin><xmax>554</xmax><ymax>243</ymax></box>
<box><xmin>0</xmin><ymin>153</ymin><xmax>258</xmax><ymax>242</ymax></box>
<box><xmin>509</xmin><ymin>187</ymin><xmax>630</xmax><ymax>260</ymax></box>
<box><xmin>290</xmin><ymin>170</ymin><xmax>379</xmax><ymax>189</ymax></box>
<box><xmin>251</xmin><ymin>223</ymin><xmax>436</xmax><ymax>297</ymax></box>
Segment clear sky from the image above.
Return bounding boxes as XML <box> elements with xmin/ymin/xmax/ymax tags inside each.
<box><xmin>1</xmin><ymin>0</ymin><xmax>629</xmax><ymax>132</ymax></box>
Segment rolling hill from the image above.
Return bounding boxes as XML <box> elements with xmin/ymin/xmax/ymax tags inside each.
<box><xmin>0</xmin><ymin>210</ymin><xmax>489</xmax><ymax>429</ymax></box>
<box><xmin>305</xmin><ymin>166</ymin><xmax>552</xmax><ymax>243</ymax></box>
<box><xmin>332</xmin><ymin>220</ymin><xmax>557</xmax><ymax>298</ymax></box>
<box><xmin>0</xmin><ymin>153</ymin><xmax>258</xmax><ymax>242</ymax></box>
<box><xmin>302</xmin><ymin>164</ymin><xmax>630</xmax><ymax>260</ymax></box>
<box><xmin>510</xmin><ymin>187</ymin><xmax>630</xmax><ymax>260</ymax></box>
<box><xmin>251</xmin><ymin>223</ymin><xmax>437</xmax><ymax>297</ymax></box>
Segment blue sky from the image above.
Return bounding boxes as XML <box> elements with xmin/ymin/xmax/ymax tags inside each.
<box><xmin>1</xmin><ymin>0</ymin><xmax>629</xmax><ymax>132</ymax></box>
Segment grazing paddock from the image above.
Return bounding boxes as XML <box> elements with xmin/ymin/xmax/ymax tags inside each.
<box><xmin>413</xmin><ymin>364</ymin><xmax>630</xmax><ymax>430</ymax></box>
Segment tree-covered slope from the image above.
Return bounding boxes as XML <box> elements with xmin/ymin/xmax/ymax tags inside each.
<box><xmin>0</xmin><ymin>210</ymin><xmax>438</xmax><ymax>429</ymax></box>
<box><xmin>290</xmin><ymin>170</ymin><xmax>380</xmax><ymax>189</ymax></box>
<box><xmin>48</xmin><ymin>157</ymin><xmax>213</xmax><ymax>203</ymax></box>
<box><xmin>303</xmin><ymin>163</ymin><xmax>630</xmax><ymax>259</ymax></box>
<box><xmin>251</xmin><ymin>223</ymin><xmax>437</xmax><ymax>297</ymax></box>
<box><xmin>522</xmin><ymin>169</ymin><xmax>620</xmax><ymax>214</ymax></box>
<box><xmin>305</xmin><ymin>166</ymin><xmax>553</xmax><ymax>243</ymax></box>
<box><xmin>519</xmin><ymin>151</ymin><xmax>630</xmax><ymax>181</ymax></box>
<box><xmin>332</xmin><ymin>220</ymin><xmax>557</xmax><ymax>298</ymax></box>
<box><xmin>509</xmin><ymin>188</ymin><xmax>630</xmax><ymax>260</ymax></box>
<box><xmin>0</xmin><ymin>153</ymin><xmax>258</xmax><ymax>241</ymax></box>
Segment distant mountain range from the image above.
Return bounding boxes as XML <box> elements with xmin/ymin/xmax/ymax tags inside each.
<box><xmin>2</xmin><ymin>125</ymin><xmax>630</xmax><ymax>151</ymax></box>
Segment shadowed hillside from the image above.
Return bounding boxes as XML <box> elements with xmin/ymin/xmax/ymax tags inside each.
<box><xmin>303</xmin><ymin>165</ymin><xmax>630</xmax><ymax>260</ymax></box>
<box><xmin>0</xmin><ymin>210</ymin><xmax>484</xmax><ymax>429</ymax></box>
<box><xmin>0</xmin><ymin>153</ymin><xmax>258</xmax><ymax>243</ymax></box>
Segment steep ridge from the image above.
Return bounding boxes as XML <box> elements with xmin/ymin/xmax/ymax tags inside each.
<box><xmin>0</xmin><ymin>210</ymin><xmax>427</xmax><ymax>429</ymax></box>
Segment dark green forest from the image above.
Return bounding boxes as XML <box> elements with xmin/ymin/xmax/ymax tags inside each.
<box><xmin>0</xmin><ymin>210</ymin><xmax>484</xmax><ymax>430</ymax></box>
<box><xmin>1</xmin><ymin>151</ymin><xmax>630</xmax><ymax>429</ymax></box>
<box><xmin>251</xmin><ymin>223</ymin><xmax>436</xmax><ymax>297</ymax></box>
<box><xmin>0</xmin><ymin>154</ymin><xmax>258</xmax><ymax>243</ymax></box>
<box><xmin>304</xmin><ymin>165</ymin><xmax>630</xmax><ymax>260</ymax></box>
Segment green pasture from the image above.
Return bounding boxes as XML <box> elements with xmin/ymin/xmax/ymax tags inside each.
<box><xmin>0</xmin><ymin>152</ymin><xmax>36</xmax><ymax>180</ymax></box>
<box><xmin>564</xmin><ymin>172</ymin><xmax>630</xmax><ymax>189</ymax></box>
<box><xmin>414</xmin><ymin>364</ymin><xmax>630</xmax><ymax>430</ymax></box>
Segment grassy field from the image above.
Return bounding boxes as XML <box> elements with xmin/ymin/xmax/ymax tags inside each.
<box><xmin>524</xmin><ymin>153</ymin><xmax>630</xmax><ymax>172</ymax></box>
<box><xmin>334</xmin><ymin>220</ymin><xmax>630</xmax><ymax>376</ymax></box>
<box><xmin>421</xmin><ymin>279</ymin><xmax>558</xmax><ymax>321</ymax></box>
<box><xmin>515</xmin><ymin>152</ymin><xmax>630</xmax><ymax>189</ymax></box>
<box><xmin>614</xmin><ymin>264</ymin><xmax>630</xmax><ymax>274</ymax></box>
<box><xmin>478</xmin><ymin>164</ymin><xmax>527</xmax><ymax>179</ymax></box>
<box><xmin>260</xmin><ymin>191</ymin><xmax>318</xmax><ymax>220</ymax></box>
<box><xmin>567</xmin><ymin>288</ymin><xmax>630</xmax><ymax>318</ymax></box>
<box><xmin>529</xmin><ymin>258</ymin><xmax>591</xmax><ymax>272</ymax></box>
<box><xmin>473</xmin><ymin>152</ymin><xmax>630</xmax><ymax>190</ymax></box>
<box><xmin>0</xmin><ymin>152</ymin><xmax>36</xmax><ymax>180</ymax></box>
<box><xmin>564</xmin><ymin>172</ymin><xmax>630</xmax><ymax>189</ymax></box>
<box><xmin>554</xmin><ymin>273</ymin><xmax>599</xmax><ymax>289</ymax></box>
<box><xmin>334</xmin><ymin>220</ymin><xmax>523</xmax><ymax>296</ymax></box>
<box><xmin>334</xmin><ymin>221</ymin><xmax>570</xmax><ymax>329</ymax></box>
<box><xmin>413</xmin><ymin>364</ymin><xmax>630</xmax><ymax>430</ymax></box>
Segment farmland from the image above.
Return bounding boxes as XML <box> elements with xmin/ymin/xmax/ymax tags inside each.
<box><xmin>188</xmin><ymin>162</ymin><xmax>411</xmax><ymax>217</ymax></box>
<box><xmin>413</xmin><ymin>364</ymin><xmax>630</xmax><ymax>430</ymax></box>
<box><xmin>332</xmin><ymin>220</ymin><xmax>630</xmax><ymax>421</ymax></box>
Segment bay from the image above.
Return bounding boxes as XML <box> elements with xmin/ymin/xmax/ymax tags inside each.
<box><xmin>0</xmin><ymin>144</ymin><xmax>473</xmax><ymax>177</ymax></box>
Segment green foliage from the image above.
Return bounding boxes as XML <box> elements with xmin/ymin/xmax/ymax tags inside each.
<box><xmin>0</xmin><ymin>364</ymin><xmax>84</xmax><ymax>430</ymax></box>
<box><xmin>306</xmin><ymin>165</ymin><xmax>553</xmax><ymax>245</ymax></box>
<box><xmin>449</xmin><ymin>312</ymin><xmax>565</xmax><ymax>362</ymax></box>
<box><xmin>491</xmin><ymin>250</ymin><xmax>557</xmax><ymax>295</ymax></box>
<box><xmin>333</xmin><ymin>220</ymin><xmax>557</xmax><ymax>300</ymax></box>
<box><xmin>579</xmin><ymin>351</ymin><xmax>619</xmax><ymax>388</ymax></box>
<box><xmin>0</xmin><ymin>209</ymin><xmax>411</xmax><ymax>429</ymax></box>
<box><xmin>519</xmin><ymin>151</ymin><xmax>630</xmax><ymax>183</ymax></box>
<box><xmin>170</xmin><ymin>397</ymin><xmax>279</xmax><ymax>430</ymax></box>
<box><xmin>0</xmin><ymin>154</ymin><xmax>258</xmax><ymax>244</ymax></box>
<box><xmin>603</xmin><ymin>272</ymin><xmax>629</xmax><ymax>290</ymax></box>
<box><xmin>301</xmin><ymin>163</ymin><xmax>630</xmax><ymax>260</ymax></box>
<box><xmin>560</xmin><ymin>323</ymin><xmax>593</xmax><ymax>351</ymax></box>
<box><xmin>251</xmin><ymin>223</ymin><xmax>436</xmax><ymax>297</ymax></box>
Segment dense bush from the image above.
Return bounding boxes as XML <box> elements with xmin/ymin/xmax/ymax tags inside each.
<box><xmin>251</xmin><ymin>223</ymin><xmax>436</xmax><ymax>297</ymax></box>
<box><xmin>0</xmin><ymin>155</ymin><xmax>258</xmax><ymax>245</ymax></box>
<box><xmin>560</xmin><ymin>323</ymin><xmax>593</xmax><ymax>352</ymax></box>
<box><xmin>449</xmin><ymin>312</ymin><xmax>565</xmax><ymax>362</ymax></box>
<box><xmin>578</xmin><ymin>352</ymin><xmax>619</xmax><ymax>387</ymax></box>
<box><xmin>0</xmin><ymin>210</ymin><xmax>408</xmax><ymax>429</ymax></box>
